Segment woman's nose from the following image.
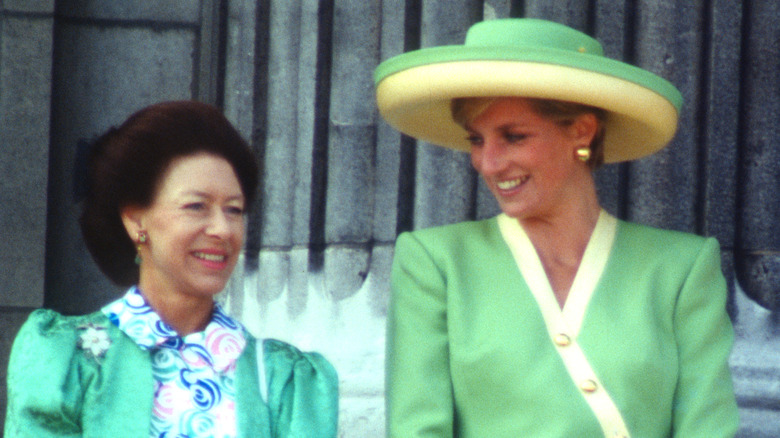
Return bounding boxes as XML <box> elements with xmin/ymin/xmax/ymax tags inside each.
<box><xmin>207</xmin><ymin>209</ymin><xmax>232</xmax><ymax>237</ymax></box>
<box><xmin>473</xmin><ymin>139</ymin><xmax>507</xmax><ymax>175</ymax></box>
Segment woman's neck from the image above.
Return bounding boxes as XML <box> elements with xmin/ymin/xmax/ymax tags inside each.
<box><xmin>518</xmin><ymin>186</ymin><xmax>601</xmax><ymax>308</ymax></box>
<box><xmin>137</xmin><ymin>285</ymin><xmax>214</xmax><ymax>336</ymax></box>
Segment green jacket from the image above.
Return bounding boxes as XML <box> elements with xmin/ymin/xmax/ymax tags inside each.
<box><xmin>5</xmin><ymin>309</ymin><xmax>338</xmax><ymax>437</ymax></box>
<box><xmin>387</xmin><ymin>215</ymin><xmax>738</xmax><ymax>437</ymax></box>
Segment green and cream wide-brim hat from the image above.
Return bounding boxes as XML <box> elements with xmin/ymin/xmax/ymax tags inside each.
<box><xmin>374</xmin><ymin>18</ymin><xmax>683</xmax><ymax>163</ymax></box>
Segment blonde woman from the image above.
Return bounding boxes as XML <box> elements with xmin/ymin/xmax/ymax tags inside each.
<box><xmin>376</xmin><ymin>19</ymin><xmax>738</xmax><ymax>437</ymax></box>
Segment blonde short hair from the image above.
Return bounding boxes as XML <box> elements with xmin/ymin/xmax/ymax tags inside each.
<box><xmin>451</xmin><ymin>97</ymin><xmax>608</xmax><ymax>169</ymax></box>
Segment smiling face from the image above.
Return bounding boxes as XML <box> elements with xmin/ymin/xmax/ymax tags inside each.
<box><xmin>121</xmin><ymin>152</ymin><xmax>246</xmax><ymax>304</ymax></box>
<box><xmin>466</xmin><ymin>97</ymin><xmax>597</xmax><ymax>221</ymax></box>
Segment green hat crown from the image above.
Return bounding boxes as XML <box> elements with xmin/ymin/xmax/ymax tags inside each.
<box><xmin>465</xmin><ymin>18</ymin><xmax>603</xmax><ymax>57</ymax></box>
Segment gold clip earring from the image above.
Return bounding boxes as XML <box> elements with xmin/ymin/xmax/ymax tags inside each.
<box><xmin>575</xmin><ymin>147</ymin><xmax>591</xmax><ymax>162</ymax></box>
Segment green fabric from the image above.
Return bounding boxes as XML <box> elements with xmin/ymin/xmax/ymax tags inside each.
<box><xmin>373</xmin><ymin>18</ymin><xmax>682</xmax><ymax>111</ymax></box>
<box><xmin>4</xmin><ymin>311</ymin><xmax>338</xmax><ymax>438</ymax></box>
<box><xmin>386</xmin><ymin>217</ymin><xmax>738</xmax><ymax>437</ymax></box>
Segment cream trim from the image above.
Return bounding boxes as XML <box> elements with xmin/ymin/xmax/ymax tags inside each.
<box><xmin>376</xmin><ymin>61</ymin><xmax>679</xmax><ymax>162</ymax></box>
<box><xmin>497</xmin><ymin>211</ymin><xmax>629</xmax><ymax>438</ymax></box>
<box><xmin>562</xmin><ymin>211</ymin><xmax>617</xmax><ymax>336</ymax></box>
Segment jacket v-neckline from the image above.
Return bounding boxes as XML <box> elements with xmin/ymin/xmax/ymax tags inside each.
<box><xmin>497</xmin><ymin>211</ymin><xmax>631</xmax><ymax>437</ymax></box>
<box><xmin>496</xmin><ymin>209</ymin><xmax>618</xmax><ymax>341</ymax></box>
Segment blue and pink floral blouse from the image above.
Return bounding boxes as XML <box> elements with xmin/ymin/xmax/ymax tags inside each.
<box><xmin>102</xmin><ymin>287</ymin><xmax>246</xmax><ymax>438</ymax></box>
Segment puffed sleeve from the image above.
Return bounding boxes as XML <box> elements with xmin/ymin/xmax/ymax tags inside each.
<box><xmin>264</xmin><ymin>339</ymin><xmax>339</xmax><ymax>438</ymax></box>
<box><xmin>386</xmin><ymin>232</ymin><xmax>453</xmax><ymax>438</ymax></box>
<box><xmin>672</xmin><ymin>237</ymin><xmax>739</xmax><ymax>436</ymax></box>
<box><xmin>4</xmin><ymin>309</ymin><xmax>89</xmax><ymax>438</ymax></box>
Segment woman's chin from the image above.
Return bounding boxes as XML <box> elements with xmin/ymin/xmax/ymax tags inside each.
<box><xmin>184</xmin><ymin>276</ymin><xmax>233</xmax><ymax>298</ymax></box>
<box><xmin>498</xmin><ymin>202</ymin><xmax>533</xmax><ymax>221</ymax></box>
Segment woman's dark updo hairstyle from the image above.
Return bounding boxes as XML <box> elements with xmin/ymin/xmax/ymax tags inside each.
<box><xmin>80</xmin><ymin>100</ymin><xmax>258</xmax><ymax>286</ymax></box>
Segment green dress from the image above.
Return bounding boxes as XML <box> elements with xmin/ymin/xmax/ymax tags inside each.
<box><xmin>4</xmin><ymin>309</ymin><xmax>338</xmax><ymax>437</ymax></box>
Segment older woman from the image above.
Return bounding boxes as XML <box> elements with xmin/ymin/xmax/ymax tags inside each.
<box><xmin>375</xmin><ymin>19</ymin><xmax>738</xmax><ymax>437</ymax></box>
<box><xmin>4</xmin><ymin>101</ymin><xmax>338</xmax><ymax>437</ymax></box>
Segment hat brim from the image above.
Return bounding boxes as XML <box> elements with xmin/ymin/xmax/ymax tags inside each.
<box><xmin>376</xmin><ymin>55</ymin><xmax>681</xmax><ymax>163</ymax></box>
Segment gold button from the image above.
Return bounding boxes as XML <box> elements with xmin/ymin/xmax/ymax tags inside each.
<box><xmin>554</xmin><ymin>333</ymin><xmax>571</xmax><ymax>347</ymax></box>
<box><xmin>580</xmin><ymin>379</ymin><xmax>598</xmax><ymax>393</ymax></box>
